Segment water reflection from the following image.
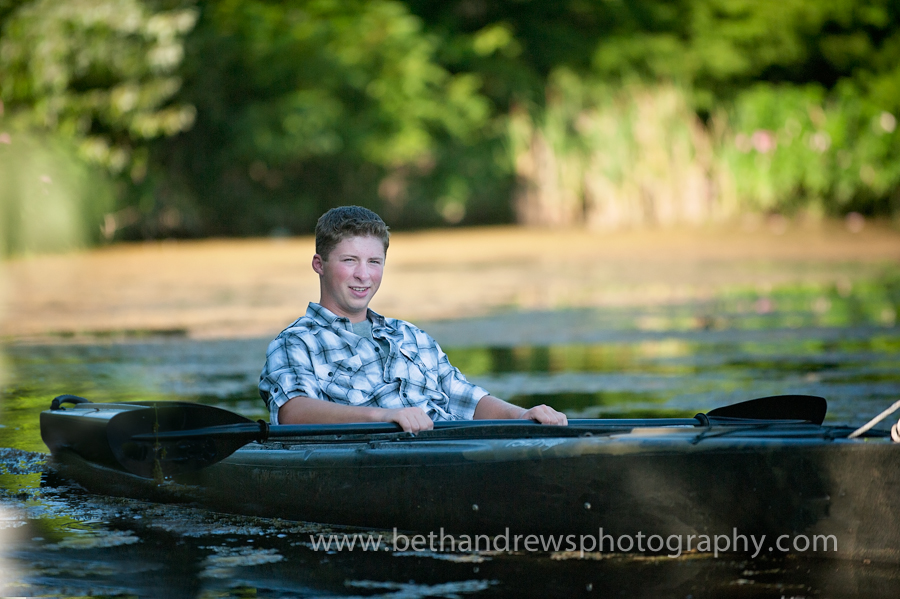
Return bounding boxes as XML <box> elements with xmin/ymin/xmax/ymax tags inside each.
<box><xmin>4</xmin><ymin>466</ymin><xmax>900</xmax><ymax>598</ymax></box>
<box><xmin>1</xmin><ymin>275</ymin><xmax>900</xmax><ymax>596</ymax></box>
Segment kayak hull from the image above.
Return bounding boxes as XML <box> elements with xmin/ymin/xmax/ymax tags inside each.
<box><xmin>42</xmin><ymin>403</ymin><xmax>900</xmax><ymax>563</ymax></box>
<box><xmin>200</xmin><ymin>437</ymin><xmax>900</xmax><ymax>561</ymax></box>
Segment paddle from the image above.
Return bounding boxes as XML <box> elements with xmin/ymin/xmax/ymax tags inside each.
<box><xmin>706</xmin><ymin>394</ymin><xmax>826</xmax><ymax>424</ymax></box>
<box><xmin>103</xmin><ymin>394</ymin><xmax>827</xmax><ymax>479</ymax></box>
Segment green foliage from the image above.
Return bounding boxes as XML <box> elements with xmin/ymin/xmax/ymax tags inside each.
<box><xmin>408</xmin><ymin>0</ymin><xmax>900</xmax><ymax>226</ymax></box>
<box><xmin>203</xmin><ymin>0</ymin><xmax>488</xmax><ymax>166</ymax></box>
<box><xmin>142</xmin><ymin>0</ymin><xmax>494</xmax><ymax>237</ymax></box>
<box><xmin>0</xmin><ymin>127</ymin><xmax>114</xmax><ymax>256</ymax></box>
<box><xmin>0</xmin><ymin>0</ymin><xmax>197</xmax><ymax>175</ymax></box>
<box><xmin>720</xmin><ymin>81</ymin><xmax>900</xmax><ymax>215</ymax></box>
<box><xmin>1</xmin><ymin>0</ymin><xmax>899</xmax><ymax>243</ymax></box>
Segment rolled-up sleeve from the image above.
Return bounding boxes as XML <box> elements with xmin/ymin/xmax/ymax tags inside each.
<box><xmin>259</xmin><ymin>333</ymin><xmax>322</xmax><ymax>424</ymax></box>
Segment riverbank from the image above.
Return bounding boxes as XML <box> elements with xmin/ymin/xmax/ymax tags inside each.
<box><xmin>3</xmin><ymin>220</ymin><xmax>900</xmax><ymax>341</ymax></box>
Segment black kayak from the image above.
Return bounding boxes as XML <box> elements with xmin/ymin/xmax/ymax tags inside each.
<box><xmin>40</xmin><ymin>395</ymin><xmax>900</xmax><ymax>562</ymax></box>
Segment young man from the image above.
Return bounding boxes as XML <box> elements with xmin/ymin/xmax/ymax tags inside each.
<box><xmin>259</xmin><ymin>206</ymin><xmax>567</xmax><ymax>432</ymax></box>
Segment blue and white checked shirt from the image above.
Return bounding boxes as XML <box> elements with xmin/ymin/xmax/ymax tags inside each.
<box><xmin>259</xmin><ymin>303</ymin><xmax>489</xmax><ymax>424</ymax></box>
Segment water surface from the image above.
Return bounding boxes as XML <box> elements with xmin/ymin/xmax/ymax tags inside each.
<box><xmin>2</xmin><ymin>277</ymin><xmax>900</xmax><ymax>597</ymax></box>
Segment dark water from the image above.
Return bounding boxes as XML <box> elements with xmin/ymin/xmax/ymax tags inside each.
<box><xmin>2</xmin><ymin>278</ymin><xmax>900</xmax><ymax>597</ymax></box>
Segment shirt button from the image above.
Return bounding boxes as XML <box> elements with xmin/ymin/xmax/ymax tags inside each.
<box><xmin>327</xmin><ymin>371</ymin><xmax>333</xmax><ymax>376</ymax></box>
<box><xmin>374</xmin><ymin>346</ymin><xmax>380</xmax><ymax>352</ymax></box>
<box><xmin>402</xmin><ymin>392</ymin><xmax>408</xmax><ymax>398</ymax></box>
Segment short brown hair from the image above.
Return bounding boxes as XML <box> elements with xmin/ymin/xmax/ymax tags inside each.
<box><xmin>315</xmin><ymin>206</ymin><xmax>390</xmax><ymax>260</ymax></box>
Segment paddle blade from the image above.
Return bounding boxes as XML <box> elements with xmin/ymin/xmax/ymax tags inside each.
<box><xmin>707</xmin><ymin>395</ymin><xmax>827</xmax><ymax>425</ymax></box>
<box><xmin>107</xmin><ymin>403</ymin><xmax>257</xmax><ymax>479</ymax></box>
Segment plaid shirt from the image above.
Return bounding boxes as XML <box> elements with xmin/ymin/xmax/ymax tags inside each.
<box><xmin>259</xmin><ymin>303</ymin><xmax>489</xmax><ymax>424</ymax></box>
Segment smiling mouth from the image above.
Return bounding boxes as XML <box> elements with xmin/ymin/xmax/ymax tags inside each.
<box><xmin>350</xmin><ymin>287</ymin><xmax>368</xmax><ymax>293</ymax></box>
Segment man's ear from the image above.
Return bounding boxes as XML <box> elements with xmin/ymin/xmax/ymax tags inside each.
<box><xmin>312</xmin><ymin>253</ymin><xmax>325</xmax><ymax>275</ymax></box>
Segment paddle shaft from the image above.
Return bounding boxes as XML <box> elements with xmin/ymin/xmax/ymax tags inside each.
<box><xmin>131</xmin><ymin>417</ymin><xmax>709</xmax><ymax>443</ymax></box>
<box><xmin>99</xmin><ymin>394</ymin><xmax>827</xmax><ymax>478</ymax></box>
<box><xmin>125</xmin><ymin>394</ymin><xmax>828</xmax><ymax>444</ymax></box>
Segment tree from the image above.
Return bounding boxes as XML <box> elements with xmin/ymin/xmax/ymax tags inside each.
<box><xmin>0</xmin><ymin>0</ymin><xmax>198</xmax><ymax>178</ymax></box>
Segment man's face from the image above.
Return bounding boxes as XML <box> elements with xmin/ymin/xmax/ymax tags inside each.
<box><xmin>312</xmin><ymin>235</ymin><xmax>386</xmax><ymax>322</ymax></box>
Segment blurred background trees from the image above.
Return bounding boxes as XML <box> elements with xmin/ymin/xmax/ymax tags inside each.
<box><xmin>1</xmin><ymin>0</ymin><xmax>898</xmax><ymax>250</ymax></box>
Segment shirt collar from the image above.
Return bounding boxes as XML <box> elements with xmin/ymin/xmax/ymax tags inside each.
<box><xmin>367</xmin><ymin>308</ymin><xmax>387</xmax><ymax>329</ymax></box>
<box><xmin>306</xmin><ymin>302</ymin><xmax>350</xmax><ymax>331</ymax></box>
<box><xmin>306</xmin><ymin>302</ymin><xmax>389</xmax><ymax>332</ymax></box>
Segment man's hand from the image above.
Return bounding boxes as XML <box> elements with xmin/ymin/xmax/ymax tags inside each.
<box><xmin>379</xmin><ymin>407</ymin><xmax>434</xmax><ymax>433</ymax></box>
<box><xmin>474</xmin><ymin>395</ymin><xmax>567</xmax><ymax>425</ymax></box>
<box><xmin>520</xmin><ymin>404</ymin><xmax>568</xmax><ymax>426</ymax></box>
<box><xmin>280</xmin><ymin>396</ymin><xmax>434</xmax><ymax>433</ymax></box>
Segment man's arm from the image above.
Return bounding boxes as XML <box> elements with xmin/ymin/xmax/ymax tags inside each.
<box><xmin>278</xmin><ymin>395</ymin><xmax>434</xmax><ymax>433</ymax></box>
<box><xmin>426</xmin><ymin>334</ymin><xmax>566</xmax><ymax>425</ymax></box>
<box><xmin>473</xmin><ymin>395</ymin><xmax>568</xmax><ymax>425</ymax></box>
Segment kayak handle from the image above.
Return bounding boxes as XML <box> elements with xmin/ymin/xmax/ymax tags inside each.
<box><xmin>50</xmin><ymin>395</ymin><xmax>92</xmax><ymax>411</ymax></box>
<box><xmin>257</xmin><ymin>419</ymin><xmax>270</xmax><ymax>442</ymax></box>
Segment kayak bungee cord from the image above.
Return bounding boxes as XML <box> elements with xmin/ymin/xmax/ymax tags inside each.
<box><xmin>847</xmin><ymin>398</ymin><xmax>900</xmax><ymax>442</ymax></box>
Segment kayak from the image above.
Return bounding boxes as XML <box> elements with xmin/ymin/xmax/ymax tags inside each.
<box><xmin>40</xmin><ymin>395</ymin><xmax>900</xmax><ymax>563</ymax></box>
